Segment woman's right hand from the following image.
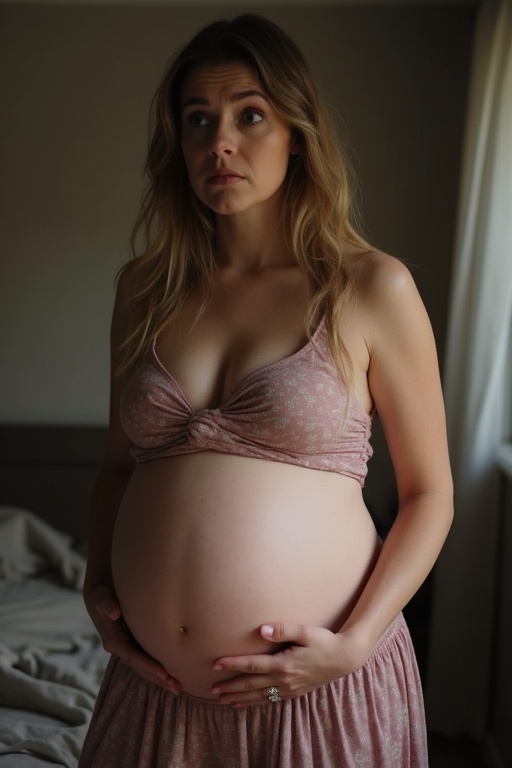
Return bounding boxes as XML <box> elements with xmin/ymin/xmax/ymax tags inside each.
<box><xmin>85</xmin><ymin>584</ymin><xmax>182</xmax><ymax>694</ymax></box>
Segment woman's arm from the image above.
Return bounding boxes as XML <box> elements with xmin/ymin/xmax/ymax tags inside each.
<box><xmin>83</xmin><ymin>266</ymin><xmax>136</xmax><ymax>598</ymax></box>
<box><xmin>83</xmin><ymin>267</ymin><xmax>181</xmax><ymax>693</ymax></box>
<box><xmin>339</xmin><ymin>253</ymin><xmax>453</xmax><ymax>651</ymax></box>
<box><xmin>209</xmin><ymin>254</ymin><xmax>453</xmax><ymax>704</ymax></box>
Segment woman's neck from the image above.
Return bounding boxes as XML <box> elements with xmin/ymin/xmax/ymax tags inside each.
<box><xmin>214</xmin><ymin>201</ymin><xmax>295</xmax><ymax>272</ymax></box>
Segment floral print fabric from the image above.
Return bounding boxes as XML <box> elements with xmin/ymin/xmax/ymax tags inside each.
<box><xmin>79</xmin><ymin>614</ymin><xmax>428</xmax><ymax>767</ymax></box>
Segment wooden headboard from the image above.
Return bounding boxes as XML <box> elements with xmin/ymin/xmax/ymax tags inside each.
<box><xmin>0</xmin><ymin>424</ymin><xmax>107</xmax><ymax>543</ymax></box>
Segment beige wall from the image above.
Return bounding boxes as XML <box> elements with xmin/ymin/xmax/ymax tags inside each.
<box><xmin>0</xmin><ymin>3</ymin><xmax>475</xmax><ymax>504</ymax></box>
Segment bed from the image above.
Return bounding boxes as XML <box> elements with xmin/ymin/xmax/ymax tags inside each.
<box><xmin>0</xmin><ymin>424</ymin><xmax>109</xmax><ymax>768</ymax></box>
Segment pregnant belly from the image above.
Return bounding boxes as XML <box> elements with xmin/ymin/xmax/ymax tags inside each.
<box><xmin>111</xmin><ymin>454</ymin><xmax>380</xmax><ymax>698</ymax></box>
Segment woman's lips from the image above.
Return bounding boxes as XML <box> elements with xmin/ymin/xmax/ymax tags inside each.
<box><xmin>207</xmin><ymin>169</ymin><xmax>245</xmax><ymax>185</ymax></box>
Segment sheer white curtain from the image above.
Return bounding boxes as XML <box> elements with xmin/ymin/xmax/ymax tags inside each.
<box><xmin>426</xmin><ymin>0</ymin><xmax>512</xmax><ymax>739</ymax></box>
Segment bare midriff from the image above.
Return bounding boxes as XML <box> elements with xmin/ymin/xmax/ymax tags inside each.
<box><xmin>111</xmin><ymin>452</ymin><xmax>380</xmax><ymax>699</ymax></box>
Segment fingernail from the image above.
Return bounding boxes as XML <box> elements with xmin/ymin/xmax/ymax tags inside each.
<box><xmin>211</xmin><ymin>687</ymin><xmax>220</xmax><ymax>694</ymax></box>
<box><xmin>213</xmin><ymin>664</ymin><xmax>222</xmax><ymax>671</ymax></box>
<box><xmin>261</xmin><ymin>624</ymin><xmax>274</xmax><ymax>637</ymax></box>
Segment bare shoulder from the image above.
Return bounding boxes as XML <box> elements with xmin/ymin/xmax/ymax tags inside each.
<box><xmin>112</xmin><ymin>261</ymin><xmax>140</xmax><ymax>325</ymax></box>
<box><xmin>109</xmin><ymin>262</ymin><xmax>141</xmax><ymax>371</ymax></box>
<box><xmin>115</xmin><ymin>260</ymin><xmax>139</xmax><ymax>303</ymax></box>
<box><xmin>343</xmin><ymin>247</ymin><xmax>434</xmax><ymax>366</ymax></box>
<box><xmin>346</xmin><ymin>247</ymin><xmax>416</xmax><ymax>303</ymax></box>
<box><xmin>349</xmin><ymin>247</ymin><xmax>423</xmax><ymax>318</ymax></box>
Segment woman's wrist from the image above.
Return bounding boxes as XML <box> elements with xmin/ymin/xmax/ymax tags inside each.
<box><xmin>335</xmin><ymin>622</ymin><xmax>376</xmax><ymax>674</ymax></box>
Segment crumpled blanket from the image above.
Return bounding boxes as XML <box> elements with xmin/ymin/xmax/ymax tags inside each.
<box><xmin>0</xmin><ymin>506</ymin><xmax>85</xmax><ymax>589</ymax></box>
<box><xmin>0</xmin><ymin>507</ymin><xmax>108</xmax><ymax>767</ymax></box>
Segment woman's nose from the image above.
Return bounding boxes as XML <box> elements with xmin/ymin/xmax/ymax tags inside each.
<box><xmin>209</xmin><ymin>121</ymin><xmax>236</xmax><ymax>156</ymax></box>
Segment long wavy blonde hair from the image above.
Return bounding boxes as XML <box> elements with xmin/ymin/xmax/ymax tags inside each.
<box><xmin>120</xmin><ymin>14</ymin><xmax>371</xmax><ymax>379</ymax></box>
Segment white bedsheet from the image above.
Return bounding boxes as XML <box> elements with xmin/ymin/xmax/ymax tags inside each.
<box><xmin>0</xmin><ymin>507</ymin><xmax>108</xmax><ymax>767</ymax></box>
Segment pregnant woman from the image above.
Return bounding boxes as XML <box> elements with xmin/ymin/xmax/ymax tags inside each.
<box><xmin>79</xmin><ymin>14</ymin><xmax>453</xmax><ymax>767</ymax></box>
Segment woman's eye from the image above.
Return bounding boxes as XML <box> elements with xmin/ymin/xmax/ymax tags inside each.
<box><xmin>241</xmin><ymin>110</ymin><xmax>263</xmax><ymax>125</ymax></box>
<box><xmin>188</xmin><ymin>113</ymin><xmax>210</xmax><ymax>127</ymax></box>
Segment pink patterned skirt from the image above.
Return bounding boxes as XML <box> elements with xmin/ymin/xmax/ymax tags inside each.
<box><xmin>79</xmin><ymin>613</ymin><xmax>427</xmax><ymax>767</ymax></box>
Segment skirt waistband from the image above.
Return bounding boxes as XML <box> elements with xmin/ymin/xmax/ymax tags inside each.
<box><xmin>176</xmin><ymin>612</ymin><xmax>407</xmax><ymax>708</ymax></box>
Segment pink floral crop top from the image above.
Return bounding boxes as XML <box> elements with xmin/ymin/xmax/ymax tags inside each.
<box><xmin>120</xmin><ymin>316</ymin><xmax>373</xmax><ymax>485</ymax></box>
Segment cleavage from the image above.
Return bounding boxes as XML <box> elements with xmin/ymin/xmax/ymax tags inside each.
<box><xmin>154</xmin><ymin>322</ymin><xmax>310</xmax><ymax>412</ymax></box>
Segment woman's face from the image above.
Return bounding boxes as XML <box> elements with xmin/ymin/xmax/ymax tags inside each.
<box><xmin>180</xmin><ymin>62</ymin><xmax>296</xmax><ymax>218</ymax></box>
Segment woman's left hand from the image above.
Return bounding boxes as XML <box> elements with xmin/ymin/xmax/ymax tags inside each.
<box><xmin>210</xmin><ymin>622</ymin><xmax>368</xmax><ymax>705</ymax></box>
